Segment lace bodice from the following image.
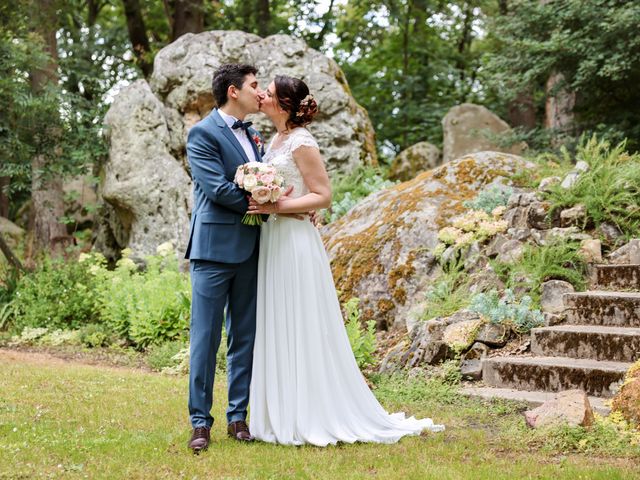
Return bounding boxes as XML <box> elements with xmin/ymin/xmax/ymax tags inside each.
<box><xmin>262</xmin><ymin>128</ymin><xmax>319</xmax><ymax>199</ymax></box>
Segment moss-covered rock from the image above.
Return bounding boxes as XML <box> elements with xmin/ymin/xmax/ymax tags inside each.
<box><xmin>321</xmin><ymin>151</ymin><xmax>530</xmax><ymax>330</ymax></box>
<box><xmin>389</xmin><ymin>142</ymin><xmax>441</xmax><ymax>182</ymax></box>
<box><xmin>611</xmin><ymin>360</ymin><xmax>640</xmax><ymax>427</ymax></box>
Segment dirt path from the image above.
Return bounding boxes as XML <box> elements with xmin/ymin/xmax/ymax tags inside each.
<box><xmin>0</xmin><ymin>346</ymin><xmax>154</xmax><ymax>373</ymax></box>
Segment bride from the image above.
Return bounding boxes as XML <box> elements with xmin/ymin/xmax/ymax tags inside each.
<box><xmin>247</xmin><ymin>75</ymin><xmax>444</xmax><ymax>446</ymax></box>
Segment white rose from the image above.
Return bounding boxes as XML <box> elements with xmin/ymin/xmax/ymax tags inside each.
<box><xmin>252</xmin><ymin>186</ymin><xmax>272</xmax><ymax>204</ymax></box>
<box><xmin>270</xmin><ymin>186</ymin><xmax>283</xmax><ymax>202</ymax></box>
<box><xmin>243</xmin><ymin>174</ymin><xmax>258</xmax><ymax>190</ymax></box>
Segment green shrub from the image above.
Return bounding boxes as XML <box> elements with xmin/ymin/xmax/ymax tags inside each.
<box><xmin>40</xmin><ymin>329</ymin><xmax>82</xmax><ymax>346</ymax></box>
<box><xmin>463</xmin><ymin>185</ymin><xmax>513</xmax><ymax>214</ymax></box>
<box><xmin>10</xmin><ymin>326</ymin><xmax>49</xmax><ymax>345</ymax></box>
<box><xmin>469</xmin><ymin>289</ymin><xmax>544</xmax><ymax>334</ymax></box>
<box><xmin>88</xmin><ymin>246</ymin><xmax>190</xmax><ymax>348</ymax></box>
<box><xmin>545</xmin><ymin>135</ymin><xmax>640</xmax><ymax>238</ymax></box>
<box><xmin>325</xmin><ymin>165</ymin><xmax>396</xmax><ymax>223</ymax></box>
<box><xmin>161</xmin><ymin>346</ymin><xmax>190</xmax><ymax>375</ymax></box>
<box><xmin>510</xmin><ymin>146</ymin><xmax>576</xmax><ymax>189</ymax></box>
<box><xmin>532</xmin><ymin>412</ymin><xmax>640</xmax><ymax>456</ymax></box>
<box><xmin>8</xmin><ymin>257</ymin><xmax>100</xmax><ymax>332</ymax></box>
<box><xmin>421</xmin><ymin>258</ymin><xmax>470</xmax><ymax>321</ymax></box>
<box><xmin>146</xmin><ymin>340</ymin><xmax>188</xmax><ymax>371</ymax></box>
<box><xmin>79</xmin><ymin>323</ymin><xmax>115</xmax><ymax>348</ymax></box>
<box><xmin>492</xmin><ymin>240</ymin><xmax>588</xmax><ymax>305</ymax></box>
<box><xmin>343</xmin><ymin>297</ymin><xmax>377</xmax><ymax>368</ymax></box>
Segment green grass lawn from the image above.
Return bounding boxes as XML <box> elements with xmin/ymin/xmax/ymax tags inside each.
<box><xmin>0</xmin><ymin>350</ymin><xmax>638</xmax><ymax>480</ymax></box>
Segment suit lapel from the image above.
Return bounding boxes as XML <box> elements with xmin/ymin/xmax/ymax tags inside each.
<box><xmin>211</xmin><ymin>109</ymin><xmax>251</xmax><ymax>164</ymax></box>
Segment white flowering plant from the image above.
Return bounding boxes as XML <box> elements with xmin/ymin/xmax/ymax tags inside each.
<box><xmin>433</xmin><ymin>207</ymin><xmax>508</xmax><ymax>259</ymax></box>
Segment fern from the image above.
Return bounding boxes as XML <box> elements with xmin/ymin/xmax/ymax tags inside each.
<box><xmin>545</xmin><ymin>135</ymin><xmax>640</xmax><ymax>239</ymax></box>
<box><xmin>344</xmin><ymin>297</ymin><xmax>377</xmax><ymax>368</ymax></box>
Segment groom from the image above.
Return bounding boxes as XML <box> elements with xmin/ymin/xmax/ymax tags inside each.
<box><xmin>184</xmin><ymin>64</ymin><xmax>266</xmax><ymax>453</ymax></box>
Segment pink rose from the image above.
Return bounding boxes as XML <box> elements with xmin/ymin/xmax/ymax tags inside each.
<box><xmin>260</xmin><ymin>173</ymin><xmax>275</xmax><ymax>184</ymax></box>
<box><xmin>252</xmin><ymin>186</ymin><xmax>272</xmax><ymax>204</ymax></box>
<box><xmin>234</xmin><ymin>167</ymin><xmax>245</xmax><ymax>186</ymax></box>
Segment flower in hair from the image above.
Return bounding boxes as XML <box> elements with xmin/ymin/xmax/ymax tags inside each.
<box><xmin>296</xmin><ymin>94</ymin><xmax>315</xmax><ymax>117</ymax></box>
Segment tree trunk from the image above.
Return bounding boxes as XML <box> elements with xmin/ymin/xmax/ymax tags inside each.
<box><xmin>256</xmin><ymin>0</ymin><xmax>270</xmax><ymax>37</ymax></box>
<box><xmin>498</xmin><ymin>0</ymin><xmax>508</xmax><ymax>15</ymax></box>
<box><xmin>122</xmin><ymin>0</ymin><xmax>153</xmax><ymax>78</ymax></box>
<box><xmin>29</xmin><ymin>0</ymin><xmax>68</xmax><ymax>255</ymax></box>
<box><xmin>0</xmin><ymin>177</ymin><xmax>9</xmax><ymax>218</ymax></box>
<box><xmin>87</xmin><ymin>0</ymin><xmax>105</xmax><ymax>25</ymax></box>
<box><xmin>508</xmin><ymin>91</ymin><xmax>537</xmax><ymax>129</ymax></box>
<box><xmin>172</xmin><ymin>0</ymin><xmax>204</xmax><ymax>41</ymax></box>
<box><xmin>544</xmin><ymin>71</ymin><xmax>575</xmax><ymax>132</ymax></box>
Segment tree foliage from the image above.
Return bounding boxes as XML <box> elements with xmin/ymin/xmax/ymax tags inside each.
<box><xmin>486</xmin><ymin>0</ymin><xmax>640</xmax><ymax>150</ymax></box>
<box><xmin>333</xmin><ymin>1</ymin><xmax>494</xmax><ymax>157</ymax></box>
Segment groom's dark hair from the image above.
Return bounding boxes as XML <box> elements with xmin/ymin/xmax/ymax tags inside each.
<box><xmin>212</xmin><ymin>64</ymin><xmax>258</xmax><ymax>107</ymax></box>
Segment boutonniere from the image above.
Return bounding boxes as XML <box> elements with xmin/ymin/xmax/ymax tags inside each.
<box><xmin>252</xmin><ymin>134</ymin><xmax>263</xmax><ymax>151</ymax></box>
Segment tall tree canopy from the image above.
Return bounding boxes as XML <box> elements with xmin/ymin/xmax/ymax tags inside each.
<box><xmin>333</xmin><ymin>1</ymin><xmax>493</xmax><ymax>156</ymax></box>
<box><xmin>2</xmin><ymin>0</ymin><xmax>640</xmax><ymax>254</ymax></box>
<box><xmin>486</xmin><ymin>0</ymin><xmax>640</xmax><ymax>150</ymax></box>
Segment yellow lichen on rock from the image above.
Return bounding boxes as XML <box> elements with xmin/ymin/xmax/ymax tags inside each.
<box><xmin>322</xmin><ymin>151</ymin><xmax>528</xmax><ymax>330</ymax></box>
<box><xmin>611</xmin><ymin>360</ymin><xmax>640</xmax><ymax>428</ymax></box>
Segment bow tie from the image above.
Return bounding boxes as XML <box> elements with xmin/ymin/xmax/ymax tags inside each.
<box><xmin>231</xmin><ymin>119</ymin><xmax>253</xmax><ymax>131</ymax></box>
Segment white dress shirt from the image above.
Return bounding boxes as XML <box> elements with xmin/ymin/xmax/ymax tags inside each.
<box><xmin>218</xmin><ymin>109</ymin><xmax>258</xmax><ymax>163</ymax></box>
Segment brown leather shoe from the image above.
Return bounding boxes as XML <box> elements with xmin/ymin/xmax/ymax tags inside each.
<box><xmin>188</xmin><ymin>426</ymin><xmax>210</xmax><ymax>453</ymax></box>
<box><xmin>227</xmin><ymin>420</ymin><xmax>254</xmax><ymax>442</ymax></box>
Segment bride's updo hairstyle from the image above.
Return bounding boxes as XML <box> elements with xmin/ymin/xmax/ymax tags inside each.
<box><xmin>274</xmin><ymin>75</ymin><xmax>318</xmax><ymax>130</ymax></box>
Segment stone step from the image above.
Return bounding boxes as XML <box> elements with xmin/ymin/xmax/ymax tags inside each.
<box><xmin>459</xmin><ymin>386</ymin><xmax>611</xmax><ymax>416</ymax></box>
<box><xmin>564</xmin><ymin>291</ymin><xmax>640</xmax><ymax>327</ymax></box>
<box><xmin>592</xmin><ymin>264</ymin><xmax>640</xmax><ymax>290</ymax></box>
<box><xmin>531</xmin><ymin>325</ymin><xmax>640</xmax><ymax>362</ymax></box>
<box><xmin>481</xmin><ymin>356</ymin><xmax>630</xmax><ymax>398</ymax></box>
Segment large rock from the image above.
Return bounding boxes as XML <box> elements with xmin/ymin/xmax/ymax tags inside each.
<box><xmin>0</xmin><ymin>217</ymin><xmax>24</xmax><ymax>238</ymax></box>
<box><xmin>611</xmin><ymin>360</ymin><xmax>640</xmax><ymax>428</ymax></box>
<box><xmin>101</xmin><ymin>80</ymin><xmax>192</xmax><ymax>257</ymax></box>
<box><xmin>379</xmin><ymin>310</ymin><xmax>482</xmax><ymax>372</ymax></box>
<box><xmin>524</xmin><ymin>389</ymin><xmax>595</xmax><ymax>428</ymax></box>
<box><xmin>0</xmin><ymin>216</ymin><xmax>24</xmax><ymax>249</ymax></box>
<box><xmin>149</xmin><ymin>31</ymin><xmax>377</xmax><ymax>172</ymax></box>
<box><xmin>389</xmin><ymin>142</ymin><xmax>441</xmax><ymax>181</ymax></box>
<box><xmin>322</xmin><ymin>151</ymin><xmax>530</xmax><ymax>329</ymax></box>
<box><xmin>100</xmin><ymin>31</ymin><xmax>377</xmax><ymax>257</ymax></box>
<box><xmin>608</xmin><ymin>239</ymin><xmax>640</xmax><ymax>265</ymax></box>
<box><xmin>540</xmin><ymin>280</ymin><xmax>575</xmax><ymax>314</ymax></box>
<box><xmin>442</xmin><ymin>103</ymin><xmax>525</xmax><ymax>163</ymax></box>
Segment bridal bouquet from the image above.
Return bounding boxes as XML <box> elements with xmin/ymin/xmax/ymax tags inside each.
<box><xmin>235</xmin><ymin>162</ymin><xmax>285</xmax><ymax>226</ymax></box>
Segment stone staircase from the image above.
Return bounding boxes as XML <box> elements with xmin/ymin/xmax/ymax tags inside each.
<box><xmin>463</xmin><ymin>264</ymin><xmax>640</xmax><ymax>414</ymax></box>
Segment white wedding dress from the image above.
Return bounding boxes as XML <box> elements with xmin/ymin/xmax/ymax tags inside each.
<box><xmin>249</xmin><ymin>128</ymin><xmax>444</xmax><ymax>446</ymax></box>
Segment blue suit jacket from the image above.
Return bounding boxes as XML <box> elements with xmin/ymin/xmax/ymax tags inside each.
<box><xmin>184</xmin><ymin>109</ymin><xmax>265</xmax><ymax>263</ymax></box>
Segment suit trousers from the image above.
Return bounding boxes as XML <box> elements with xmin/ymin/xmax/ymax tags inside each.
<box><xmin>188</xmin><ymin>242</ymin><xmax>259</xmax><ymax>428</ymax></box>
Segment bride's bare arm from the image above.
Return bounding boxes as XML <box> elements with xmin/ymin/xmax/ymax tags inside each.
<box><xmin>248</xmin><ymin>146</ymin><xmax>331</xmax><ymax>215</ymax></box>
